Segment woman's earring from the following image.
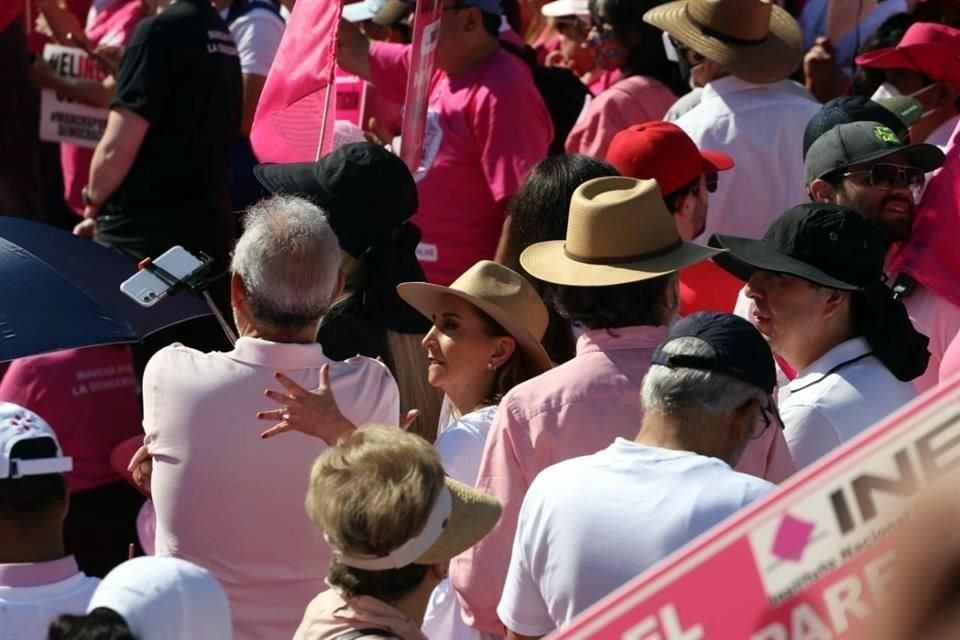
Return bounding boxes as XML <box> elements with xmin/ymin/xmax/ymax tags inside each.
<box><xmin>486</xmin><ymin>361</ymin><xmax>495</xmax><ymax>371</ymax></box>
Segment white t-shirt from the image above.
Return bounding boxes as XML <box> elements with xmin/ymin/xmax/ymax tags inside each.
<box><xmin>497</xmin><ymin>439</ymin><xmax>774</xmax><ymax>636</ymax></box>
<box><xmin>433</xmin><ymin>404</ymin><xmax>497</xmax><ymax>486</ymax></box>
<box><xmin>422</xmin><ymin>404</ymin><xmax>499</xmax><ymax>640</ymax></box>
<box><xmin>222</xmin><ymin>6</ymin><xmax>285</xmax><ymax>77</ymax></box>
<box><xmin>779</xmin><ymin>337</ymin><xmax>917</xmax><ymax>469</ymax></box>
<box><xmin>0</xmin><ymin>560</ymin><xmax>99</xmax><ymax>640</ymax></box>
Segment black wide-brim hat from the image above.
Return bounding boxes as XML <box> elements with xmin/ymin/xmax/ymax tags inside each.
<box><xmin>254</xmin><ymin>142</ymin><xmax>418</xmax><ymax>258</ymax></box>
<box><xmin>710</xmin><ymin>203</ymin><xmax>888</xmax><ymax>291</ymax></box>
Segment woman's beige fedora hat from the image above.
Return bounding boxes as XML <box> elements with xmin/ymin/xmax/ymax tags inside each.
<box><xmin>397</xmin><ymin>260</ymin><xmax>552</xmax><ymax>373</ymax></box>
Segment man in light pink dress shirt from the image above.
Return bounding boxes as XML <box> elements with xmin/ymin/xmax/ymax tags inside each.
<box><xmin>142</xmin><ymin>196</ymin><xmax>400</xmax><ymax>640</ymax></box>
<box><xmin>449</xmin><ymin>176</ymin><xmax>795</xmax><ymax>634</ymax></box>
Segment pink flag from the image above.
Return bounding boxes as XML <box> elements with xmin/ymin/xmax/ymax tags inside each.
<box><xmin>249</xmin><ymin>0</ymin><xmax>343</xmax><ymax>163</ymax></box>
<box><xmin>887</xmin><ymin>120</ymin><xmax>960</xmax><ymax>308</ymax></box>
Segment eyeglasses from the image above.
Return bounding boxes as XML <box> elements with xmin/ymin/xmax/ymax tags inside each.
<box><xmin>751</xmin><ymin>397</ymin><xmax>781</xmax><ymax>440</ymax></box>
<box><xmin>838</xmin><ymin>164</ymin><xmax>925</xmax><ymax>191</ymax></box>
<box><xmin>669</xmin><ymin>36</ymin><xmax>704</xmax><ymax>66</ymax></box>
<box><xmin>690</xmin><ymin>172</ymin><xmax>719</xmax><ymax>196</ymax></box>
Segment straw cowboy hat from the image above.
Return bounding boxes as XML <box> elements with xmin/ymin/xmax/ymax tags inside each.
<box><xmin>397</xmin><ymin>261</ymin><xmax>552</xmax><ymax>373</ymax></box>
<box><xmin>643</xmin><ymin>0</ymin><xmax>804</xmax><ymax>84</ymax></box>
<box><xmin>520</xmin><ymin>177</ymin><xmax>723</xmax><ymax>287</ymax></box>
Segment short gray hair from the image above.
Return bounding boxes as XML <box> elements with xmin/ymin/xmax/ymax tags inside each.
<box><xmin>641</xmin><ymin>337</ymin><xmax>767</xmax><ymax>416</ymax></box>
<box><xmin>231</xmin><ymin>195</ymin><xmax>341</xmax><ymax>333</ymax></box>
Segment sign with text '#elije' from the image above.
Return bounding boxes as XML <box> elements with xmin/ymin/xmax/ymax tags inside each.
<box><xmin>39</xmin><ymin>44</ymin><xmax>109</xmax><ymax>149</ymax></box>
<box><xmin>552</xmin><ymin>376</ymin><xmax>960</xmax><ymax>640</ymax></box>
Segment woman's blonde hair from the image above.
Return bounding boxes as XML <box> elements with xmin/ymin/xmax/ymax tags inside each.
<box><xmin>306</xmin><ymin>426</ymin><xmax>444</xmax><ymax>557</ymax></box>
<box><xmin>333</xmin><ymin>253</ymin><xmax>442</xmax><ymax>443</ymax></box>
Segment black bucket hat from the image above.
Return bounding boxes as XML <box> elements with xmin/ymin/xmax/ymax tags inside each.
<box><xmin>709</xmin><ymin>203</ymin><xmax>888</xmax><ymax>291</ymax></box>
<box><xmin>253</xmin><ymin>142</ymin><xmax>418</xmax><ymax>258</ymax></box>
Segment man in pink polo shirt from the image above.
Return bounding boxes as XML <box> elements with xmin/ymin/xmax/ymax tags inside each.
<box><xmin>0</xmin><ymin>403</ymin><xmax>100</xmax><ymax>638</ymax></box>
<box><xmin>450</xmin><ymin>176</ymin><xmax>725</xmax><ymax>634</ymax></box>
<box><xmin>337</xmin><ymin>0</ymin><xmax>552</xmax><ymax>285</ymax></box>
<box><xmin>140</xmin><ymin>195</ymin><xmax>400</xmax><ymax>640</ymax></box>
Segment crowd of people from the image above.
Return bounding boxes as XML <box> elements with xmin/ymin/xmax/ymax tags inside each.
<box><xmin>3</xmin><ymin>0</ymin><xmax>960</xmax><ymax>638</ymax></box>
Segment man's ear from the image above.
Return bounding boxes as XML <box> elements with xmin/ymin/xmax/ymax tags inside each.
<box><xmin>808</xmin><ymin>178</ymin><xmax>836</xmax><ymax>204</ymax></box>
<box><xmin>822</xmin><ymin>288</ymin><xmax>850</xmax><ymax>321</ymax></box>
<box><xmin>230</xmin><ymin>272</ymin><xmax>245</xmax><ymax>307</ymax></box>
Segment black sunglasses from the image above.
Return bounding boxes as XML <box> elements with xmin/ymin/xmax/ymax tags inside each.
<box><xmin>838</xmin><ymin>163</ymin><xmax>925</xmax><ymax>191</ymax></box>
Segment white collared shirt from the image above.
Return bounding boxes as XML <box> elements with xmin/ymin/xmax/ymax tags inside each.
<box><xmin>779</xmin><ymin>337</ymin><xmax>917</xmax><ymax>469</ymax></box>
<box><xmin>675</xmin><ymin>76</ymin><xmax>820</xmax><ymax>241</ymax></box>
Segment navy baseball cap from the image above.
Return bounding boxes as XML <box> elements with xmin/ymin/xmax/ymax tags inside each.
<box><xmin>651</xmin><ymin>312</ymin><xmax>776</xmax><ymax>395</ymax></box>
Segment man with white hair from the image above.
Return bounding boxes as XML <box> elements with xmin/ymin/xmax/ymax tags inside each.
<box><xmin>140</xmin><ymin>195</ymin><xmax>400</xmax><ymax>640</ymax></box>
<box><xmin>497</xmin><ymin>312</ymin><xmax>776</xmax><ymax>638</ymax></box>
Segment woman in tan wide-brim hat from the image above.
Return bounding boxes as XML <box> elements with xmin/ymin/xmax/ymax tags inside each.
<box><xmin>256</xmin><ymin>260</ymin><xmax>550</xmax><ymax>639</ymax></box>
<box><xmin>643</xmin><ymin>0</ymin><xmax>804</xmax><ymax>84</ymax></box>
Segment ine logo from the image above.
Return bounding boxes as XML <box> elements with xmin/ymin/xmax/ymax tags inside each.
<box><xmin>771</xmin><ymin>514</ymin><xmax>816</xmax><ymax>562</ymax></box>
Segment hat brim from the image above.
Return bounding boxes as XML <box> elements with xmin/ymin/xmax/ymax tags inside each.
<box><xmin>416</xmin><ymin>477</ymin><xmax>502</xmax><ymax>565</ymax></box>
<box><xmin>342</xmin><ymin>2</ymin><xmax>377</xmax><ymax>22</ymax></box>
<box><xmin>253</xmin><ymin>162</ymin><xmax>322</xmax><ymax>198</ymax></box>
<box><xmin>710</xmin><ymin>234</ymin><xmax>860</xmax><ymax>291</ymax></box>
<box><xmin>643</xmin><ymin>1</ymin><xmax>803</xmax><ymax>83</ymax></box>
<box><xmin>519</xmin><ymin>241</ymin><xmax>724</xmax><ymax>288</ymax></box>
<box><xmin>541</xmin><ymin>0</ymin><xmax>588</xmax><ymax>17</ymax></box>
<box><xmin>396</xmin><ymin>282</ymin><xmax>553</xmax><ymax>374</ymax></box>
<box><xmin>373</xmin><ymin>0</ymin><xmax>412</xmax><ymax>25</ymax></box>
<box><xmin>856</xmin><ymin>43</ymin><xmax>960</xmax><ymax>89</ymax></box>
<box><xmin>818</xmin><ymin>141</ymin><xmax>945</xmax><ymax>180</ymax></box>
<box><xmin>702</xmin><ymin>149</ymin><xmax>734</xmax><ymax>173</ymax></box>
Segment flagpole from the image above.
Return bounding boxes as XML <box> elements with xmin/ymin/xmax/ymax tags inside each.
<box><xmin>315</xmin><ymin>83</ymin><xmax>333</xmax><ymax>161</ymax></box>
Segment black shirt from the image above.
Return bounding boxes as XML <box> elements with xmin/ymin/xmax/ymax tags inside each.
<box><xmin>99</xmin><ymin>0</ymin><xmax>242</xmax><ymax>261</ymax></box>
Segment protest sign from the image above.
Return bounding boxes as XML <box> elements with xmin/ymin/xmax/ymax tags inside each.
<box><xmin>553</xmin><ymin>377</ymin><xmax>960</xmax><ymax>640</ymax></box>
<box><xmin>399</xmin><ymin>0</ymin><xmax>442</xmax><ymax>174</ymax></box>
<box><xmin>335</xmin><ymin>67</ymin><xmax>368</xmax><ymax>128</ymax></box>
<box><xmin>39</xmin><ymin>44</ymin><xmax>108</xmax><ymax>149</ymax></box>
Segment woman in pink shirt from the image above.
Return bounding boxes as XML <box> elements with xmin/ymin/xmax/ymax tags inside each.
<box><xmin>565</xmin><ymin>0</ymin><xmax>682</xmax><ymax>159</ymax></box>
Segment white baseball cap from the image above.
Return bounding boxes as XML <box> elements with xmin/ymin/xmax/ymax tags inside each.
<box><xmin>87</xmin><ymin>557</ymin><xmax>232</xmax><ymax>640</ymax></box>
<box><xmin>541</xmin><ymin>0</ymin><xmax>589</xmax><ymax>18</ymax></box>
<box><xmin>342</xmin><ymin>0</ymin><xmax>390</xmax><ymax>22</ymax></box>
<box><xmin>0</xmin><ymin>403</ymin><xmax>72</xmax><ymax>480</ymax></box>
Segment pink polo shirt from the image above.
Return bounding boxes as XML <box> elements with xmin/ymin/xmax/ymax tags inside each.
<box><xmin>0</xmin><ymin>346</ymin><xmax>141</xmax><ymax>493</ymax></box>
<box><xmin>369</xmin><ymin>42</ymin><xmax>552</xmax><ymax>285</ymax></box>
<box><xmin>567</xmin><ymin>74</ymin><xmax>677</xmax><ymax>159</ymax></box>
<box><xmin>143</xmin><ymin>338</ymin><xmax>400</xmax><ymax>640</ymax></box>
<box><xmin>450</xmin><ymin>324</ymin><xmax>795</xmax><ymax>633</ymax></box>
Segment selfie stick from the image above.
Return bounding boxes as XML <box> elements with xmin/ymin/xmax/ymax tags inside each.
<box><xmin>137</xmin><ymin>255</ymin><xmax>238</xmax><ymax>345</ymax></box>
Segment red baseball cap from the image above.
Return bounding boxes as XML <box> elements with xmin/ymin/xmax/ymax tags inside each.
<box><xmin>855</xmin><ymin>22</ymin><xmax>960</xmax><ymax>91</ymax></box>
<box><xmin>606</xmin><ymin>122</ymin><xmax>734</xmax><ymax>197</ymax></box>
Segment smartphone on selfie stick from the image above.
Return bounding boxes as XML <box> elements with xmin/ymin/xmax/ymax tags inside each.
<box><xmin>120</xmin><ymin>245</ymin><xmax>238</xmax><ymax>344</ymax></box>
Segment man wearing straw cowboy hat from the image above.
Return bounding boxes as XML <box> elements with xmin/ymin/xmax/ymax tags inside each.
<box><xmin>645</xmin><ymin>0</ymin><xmax>819</xmax><ymax>241</ymax></box>
<box><xmin>450</xmin><ymin>176</ymin><xmax>729</xmax><ymax>634</ymax></box>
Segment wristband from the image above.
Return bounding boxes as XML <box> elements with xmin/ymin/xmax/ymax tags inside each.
<box><xmin>81</xmin><ymin>186</ymin><xmax>102</xmax><ymax>217</ymax></box>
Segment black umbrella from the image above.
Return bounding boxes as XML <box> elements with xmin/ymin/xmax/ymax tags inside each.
<box><xmin>0</xmin><ymin>218</ymin><xmax>214</xmax><ymax>362</ymax></box>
